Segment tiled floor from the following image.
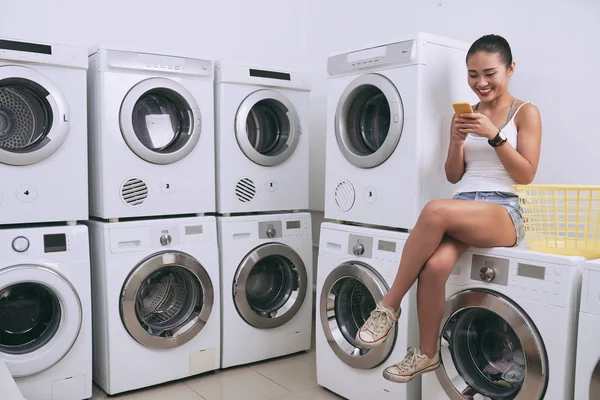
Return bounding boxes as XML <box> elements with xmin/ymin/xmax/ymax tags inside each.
<box><xmin>90</xmin><ymin>349</ymin><xmax>343</xmax><ymax>400</ymax></box>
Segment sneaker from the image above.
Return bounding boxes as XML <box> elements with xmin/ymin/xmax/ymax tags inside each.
<box><xmin>383</xmin><ymin>347</ymin><xmax>440</xmax><ymax>383</ymax></box>
<box><xmin>355</xmin><ymin>302</ymin><xmax>400</xmax><ymax>349</ymax></box>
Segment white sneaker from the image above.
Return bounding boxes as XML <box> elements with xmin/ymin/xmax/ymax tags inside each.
<box><xmin>355</xmin><ymin>302</ymin><xmax>400</xmax><ymax>349</ymax></box>
<box><xmin>383</xmin><ymin>347</ymin><xmax>440</xmax><ymax>383</ymax></box>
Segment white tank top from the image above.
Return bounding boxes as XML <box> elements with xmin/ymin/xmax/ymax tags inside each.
<box><xmin>454</xmin><ymin>100</ymin><xmax>532</xmax><ymax>195</ymax></box>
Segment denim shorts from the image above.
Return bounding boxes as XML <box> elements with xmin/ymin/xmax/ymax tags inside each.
<box><xmin>452</xmin><ymin>191</ymin><xmax>525</xmax><ymax>246</ymax></box>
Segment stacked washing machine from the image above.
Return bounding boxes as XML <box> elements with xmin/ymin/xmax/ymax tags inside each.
<box><xmin>0</xmin><ymin>38</ymin><xmax>93</xmax><ymax>400</ymax></box>
<box><xmin>85</xmin><ymin>48</ymin><xmax>221</xmax><ymax>395</ymax></box>
<box><xmin>214</xmin><ymin>62</ymin><xmax>314</xmax><ymax>369</ymax></box>
<box><xmin>316</xmin><ymin>32</ymin><xmax>475</xmax><ymax>400</ymax></box>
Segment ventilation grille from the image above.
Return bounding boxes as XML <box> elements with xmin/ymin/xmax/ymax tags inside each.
<box><xmin>334</xmin><ymin>180</ymin><xmax>355</xmax><ymax>212</ymax></box>
<box><xmin>235</xmin><ymin>178</ymin><xmax>256</xmax><ymax>203</ymax></box>
<box><xmin>121</xmin><ymin>178</ymin><xmax>148</xmax><ymax>206</ymax></box>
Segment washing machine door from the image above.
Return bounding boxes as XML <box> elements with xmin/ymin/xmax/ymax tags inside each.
<box><xmin>335</xmin><ymin>73</ymin><xmax>403</xmax><ymax>169</ymax></box>
<box><xmin>0</xmin><ymin>265</ymin><xmax>82</xmax><ymax>378</ymax></box>
<box><xmin>320</xmin><ymin>261</ymin><xmax>395</xmax><ymax>369</ymax></box>
<box><xmin>120</xmin><ymin>251</ymin><xmax>214</xmax><ymax>349</ymax></box>
<box><xmin>120</xmin><ymin>78</ymin><xmax>201</xmax><ymax>165</ymax></box>
<box><xmin>233</xmin><ymin>243</ymin><xmax>307</xmax><ymax>328</ymax></box>
<box><xmin>235</xmin><ymin>89</ymin><xmax>301</xmax><ymax>167</ymax></box>
<box><xmin>436</xmin><ymin>289</ymin><xmax>548</xmax><ymax>400</ymax></box>
<box><xmin>0</xmin><ymin>66</ymin><xmax>69</xmax><ymax>166</ymax></box>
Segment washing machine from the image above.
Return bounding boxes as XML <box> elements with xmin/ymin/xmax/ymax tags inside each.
<box><xmin>325</xmin><ymin>32</ymin><xmax>475</xmax><ymax>230</ymax></box>
<box><xmin>575</xmin><ymin>258</ymin><xmax>600</xmax><ymax>400</ymax></box>
<box><xmin>86</xmin><ymin>216</ymin><xmax>220</xmax><ymax>395</ymax></box>
<box><xmin>422</xmin><ymin>245</ymin><xmax>584</xmax><ymax>400</ymax></box>
<box><xmin>218</xmin><ymin>212</ymin><xmax>312</xmax><ymax>368</ymax></box>
<box><xmin>316</xmin><ymin>222</ymin><xmax>420</xmax><ymax>400</ymax></box>
<box><xmin>0</xmin><ymin>224</ymin><xmax>92</xmax><ymax>400</ymax></box>
<box><xmin>214</xmin><ymin>63</ymin><xmax>310</xmax><ymax>214</ymax></box>
<box><xmin>87</xmin><ymin>48</ymin><xmax>215</xmax><ymax>220</ymax></box>
<box><xmin>0</xmin><ymin>37</ymin><xmax>88</xmax><ymax>225</ymax></box>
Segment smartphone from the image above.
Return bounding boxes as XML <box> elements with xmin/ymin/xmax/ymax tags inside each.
<box><xmin>452</xmin><ymin>102</ymin><xmax>473</xmax><ymax>116</ymax></box>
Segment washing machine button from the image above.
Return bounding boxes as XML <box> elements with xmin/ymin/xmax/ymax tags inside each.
<box><xmin>12</xmin><ymin>236</ymin><xmax>30</xmax><ymax>252</ymax></box>
<box><xmin>160</xmin><ymin>179</ymin><xmax>176</xmax><ymax>195</ymax></box>
<box><xmin>16</xmin><ymin>185</ymin><xmax>37</xmax><ymax>203</ymax></box>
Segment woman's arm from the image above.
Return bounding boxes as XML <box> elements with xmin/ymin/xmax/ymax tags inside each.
<box><xmin>494</xmin><ymin>104</ymin><xmax>542</xmax><ymax>184</ymax></box>
<box><xmin>445</xmin><ymin>114</ymin><xmax>467</xmax><ymax>184</ymax></box>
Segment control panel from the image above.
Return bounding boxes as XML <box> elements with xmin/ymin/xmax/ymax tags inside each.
<box><xmin>2</xmin><ymin>226</ymin><xmax>88</xmax><ymax>260</ymax></box>
<box><xmin>327</xmin><ymin>40</ymin><xmax>416</xmax><ymax>75</ymax></box>
<box><xmin>258</xmin><ymin>218</ymin><xmax>310</xmax><ymax>240</ymax></box>
<box><xmin>450</xmin><ymin>251</ymin><xmax>580</xmax><ymax>307</ymax></box>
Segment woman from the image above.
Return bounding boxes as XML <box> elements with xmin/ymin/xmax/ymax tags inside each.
<box><xmin>354</xmin><ymin>34</ymin><xmax>542</xmax><ymax>383</ymax></box>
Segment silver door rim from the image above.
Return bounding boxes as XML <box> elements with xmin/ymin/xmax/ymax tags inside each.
<box><xmin>120</xmin><ymin>251</ymin><xmax>213</xmax><ymax>349</ymax></box>
<box><xmin>233</xmin><ymin>243</ymin><xmax>307</xmax><ymax>329</ymax></box>
<box><xmin>436</xmin><ymin>289</ymin><xmax>548</xmax><ymax>400</ymax></box>
<box><xmin>334</xmin><ymin>73</ymin><xmax>403</xmax><ymax>169</ymax></box>
<box><xmin>0</xmin><ymin>65</ymin><xmax>69</xmax><ymax>166</ymax></box>
<box><xmin>0</xmin><ymin>265</ymin><xmax>82</xmax><ymax>377</ymax></box>
<box><xmin>320</xmin><ymin>261</ymin><xmax>395</xmax><ymax>369</ymax></box>
<box><xmin>119</xmin><ymin>77</ymin><xmax>201</xmax><ymax>165</ymax></box>
<box><xmin>235</xmin><ymin>89</ymin><xmax>301</xmax><ymax>166</ymax></box>
<box><xmin>591</xmin><ymin>359</ymin><xmax>600</xmax><ymax>399</ymax></box>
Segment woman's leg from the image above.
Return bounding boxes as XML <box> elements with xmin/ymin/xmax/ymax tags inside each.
<box><xmin>356</xmin><ymin>198</ymin><xmax>516</xmax><ymax>349</ymax></box>
<box><xmin>382</xmin><ymin>198</ymin><xmax>516</xmax><ymax>311</ymax></box>
<box><xmin>417</xmin><ymin>236</ymin><xmax>468</xmax><ymax>357</ymax></box>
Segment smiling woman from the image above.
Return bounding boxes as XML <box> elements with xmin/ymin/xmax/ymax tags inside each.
<box><xmin>351</xmin><ymin>33</ymin><xmax>543</xmax><ymax>385</ymax></box>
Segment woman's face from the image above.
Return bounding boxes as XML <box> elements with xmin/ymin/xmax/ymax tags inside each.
<box><xmin>467</xmin><ymin>51</ymin><xmax>514</xmax><ymax>102</ymax></box>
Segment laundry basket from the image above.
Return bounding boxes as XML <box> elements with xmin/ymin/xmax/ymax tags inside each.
<box><xmin>514</xmin><ymin>184</ymin><xmax>600</xmax><ymax>258</ymax></box>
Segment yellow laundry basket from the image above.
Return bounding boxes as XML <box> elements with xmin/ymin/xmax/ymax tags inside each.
<box><xmin>514</xmin><ymin>184</ymin><xmax>600</xmax><ymax>258</ymax></box>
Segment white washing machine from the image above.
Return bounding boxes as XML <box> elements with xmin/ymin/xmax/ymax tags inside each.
<box><xmin>0</xmin><ymin>37</ymin><xmax>88</xmax><ymax>225</ymax></box>
<box><xmin>87</xmin><ymin>48</ymin><xmax>215</xmax><ymax>220</ymax></box>
<box><xmin>422</xmin><ymin>245</ymin><xmax>584</xmax><ymax>400</ymax></box>
<box><xmin>316</xmin><ymin>222</ymin><xmax>420</xmax><ymax>400</ymax></box>
<box><xmin>324</xmin><ymin>32</ymin><xmax>475</xmax><ymax>230</ymax></box>
<box><xmin>86</xmin><ymin>216</ymin><xmax>220</xmax><ymax>395</ymax></box>
<box><xmin>0</xmin><ymin>224</ymin><xmax>92</xmax><ymax>400</ymax></box>
<box><xmin>218</xmin><ymin>212</ymin><xmax>313</xmax><ymax>368</ymax></box>
<box><xmin>575</xmin><ymin>258</ymin><xmax>600</xmax><ymax>400</ymax></box>
<box><xmin>214</xmin><ymin>63</ymin><xmax>310</xmax><ymax>214</ymax></box>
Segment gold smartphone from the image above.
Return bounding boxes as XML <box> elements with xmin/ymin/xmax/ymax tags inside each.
<box><xmin>452</xmin><ymin>102</ymin><xmax>473</xmax><ymax>116</ymax></box>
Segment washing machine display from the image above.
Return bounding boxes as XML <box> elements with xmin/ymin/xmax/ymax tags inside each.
<box><xmin>437</xmin><ymin>289</ymin><xmax>548</xmax><ymax>400</ymax></box>
<box><xmin>234</xmin><ymin>242</ymin><xmax>307</xmax><ymax>328</ymax></box>
<box><xmin>0</xmin><ymin>265</ymin><xmax>82</xmax><ymax>378</ymax></box>
<box><xmin>334</xmin><ymin>74</ymin><xmax>403</xmax><ymax>169</ymax></box>
<box><xmin>120</xmin><ymin>251</ymin><xmax>213</xmax><ymax>349</ymax></box>
<box><xmin>319</xmin><ymin>261</ymin><xmax>396</xmax><ymax>369</ymax></box>
<box><xmin>120</xmin><ymin>78</ymin><xmax>201</xmax><ymax>165</ymax></box>
<box><xmin>236</xmin><ymin>89</ymin><xmax>301</xmax><ymax>167</ymax></box>
<box><xmin>0</xmin><ymin>65</ymin><xmax>69</xmax><ymax>166</ymax></box>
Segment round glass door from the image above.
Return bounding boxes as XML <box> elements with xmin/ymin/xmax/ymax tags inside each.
<box><xmin>436</xmin><ymin>289</ymin><xmax>548</xmax><ymax>399</ymax></box>
<box><xmin>0</xmin><ymin>66</ymin><xmax>69</xmax><ymax>166</ymax></box>
<box><xmin>120</xmin><ymin>252</ymin><xmax>213</xmax><ymax>349</ymax></box>
<box><xmin>234</xmin><ymin>243</ymin><xmax>307</xmax><ymax>329</ymax></box>
<box><xmin>0</xmin><ymin>265</ymin><xmax>82</xmax><ymax>377</ymax></box>
<box><xmin>335</xmin><ymin>73</ymin><xmax>403</xmax><ymax>169</ymax></box>
<box><xmin>235</xmin><ymin>89</ymin><xmax>301</xmax><ymax>166</ymax></box>
<box><xmin>120</xmin><ymin>78</ymin><xmax>201</xmax><ymax>165</ymax></box>
<box><xmin>320</xmin><ymin>262</ymin><xmax>395</xmax><ymax>369</ymax></box>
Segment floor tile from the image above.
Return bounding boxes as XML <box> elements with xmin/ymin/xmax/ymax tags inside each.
<box><xmin>185</xmin><ymin>367</ymin><xmax>291</xmax><ymax>400</ymax></box>
<box><xmin>297</xmin><ymin>386</ymin><xmax>345</xmax><ymax>399</ymax></box>
<box><xmin>252</xmin><ymin>352</ymin><xmax>318</xmax><ymax>393</ymax></box>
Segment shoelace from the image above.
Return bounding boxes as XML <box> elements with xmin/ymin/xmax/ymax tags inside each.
<box><xmin>398</xmin><ymin>347</ymin><xmax>424</xmax><ymax>372</ymax></box>
<box><xmin>365</xmin><ymin>306</ymin><xmax>395</xmax><ymax>334</ymax></box>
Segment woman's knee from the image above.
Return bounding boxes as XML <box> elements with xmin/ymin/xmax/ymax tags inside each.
<box><xmin>420</xmin><ymin>253</ymin><xmax>456</xmax><ymax>284</ymax></box>
<box><xmin>420</xmin><ymin>200</ymin><xmax>449</xmax><ymax>228</ymax></box>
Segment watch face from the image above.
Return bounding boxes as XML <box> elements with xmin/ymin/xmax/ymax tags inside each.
<box><xmin>499</xmin><ymin>131</ymin><xmax>507</xmax><ymax>140</ymax></box>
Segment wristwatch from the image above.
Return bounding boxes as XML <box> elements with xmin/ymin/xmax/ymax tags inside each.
<box><xmin>488</xmin><ymin>130</ymin><xmax>508</xmax><ymax>147</ymax></box>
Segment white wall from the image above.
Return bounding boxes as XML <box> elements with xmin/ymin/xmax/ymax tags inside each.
<box><xmin>308</xmin><ymin>0</ymin><xmax>600</xmax><ymax>211</ymax></box>
<box><xmin>0</xmin><ymin>0</ymin><xmax>309</xmax><ymax>77</ymax></box>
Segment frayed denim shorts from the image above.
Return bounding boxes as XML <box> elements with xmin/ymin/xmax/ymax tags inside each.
<box><xmin>452</xmin><ymin>191</ymin><xmax>525</xmax><ymax>247</ymax></box>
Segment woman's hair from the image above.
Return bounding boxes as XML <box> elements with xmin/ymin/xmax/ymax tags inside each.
<box><xmin>466</xmin><ymin>34</ymin><xmax>513</xmax><ymax>67</ymax></box>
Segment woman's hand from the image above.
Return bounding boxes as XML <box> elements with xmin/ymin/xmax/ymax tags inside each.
<box><xmin>451</xmin><ymin>116</ymin><xmax>469</xmax><ymax>144</ymax></box>
<box><xmin>455</xmin><ymin>113</ymin><xmax>498</xmax><ymax>140</ymax></box>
